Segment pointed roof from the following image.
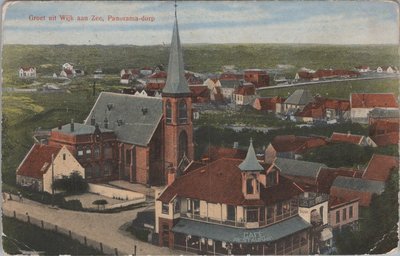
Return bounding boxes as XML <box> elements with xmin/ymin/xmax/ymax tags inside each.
<box><xmin>239</xmin><ymin>139</ymin><xmax>264</xmax><ymax>172</ymax></box>
<box><xmin>162</xmin><ymin>14</ymin><xmax>191</xmax><ymax>96</ymax></box>
<box><xmin>284</xmin><ymin>89</ymin><xmax>314</xmax><ymax>106</ymax></box>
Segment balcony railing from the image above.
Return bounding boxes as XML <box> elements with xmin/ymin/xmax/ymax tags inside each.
<box><xmin>298</xmin><ymin>194</ymin><xmax>329</xmax><ymax>208</ymax></box>
<box><xmin>180</xmin><ymin>212</ymin><xmax>245</xmax><ymax>227</ymax></box>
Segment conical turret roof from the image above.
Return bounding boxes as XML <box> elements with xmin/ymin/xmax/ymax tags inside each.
<box><xmin>162</xmin><ymin>14</ymin><xmax>190</xmax><ymax>96</ymax></box>
<box><xmin>239</xmin><ymin>139</ymin><xmax>264</xmax><ymax>172</ymax></box>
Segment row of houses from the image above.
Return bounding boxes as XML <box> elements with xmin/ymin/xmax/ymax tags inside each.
<box><xmin>154</xmin><ymin>138</ymin><xmax>398</xmax><ymax>254</ymax></box>
<box><xmin>355</xmin><ymin>65</ymin><xmax>399</xmax><ymax>73</ymax></box>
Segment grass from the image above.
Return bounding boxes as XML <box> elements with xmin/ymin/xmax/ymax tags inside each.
<box><xmin>2</xmin><ymin>216</ymin><xmax>103</xmax><ymax>255</ymax></box>
<box><xmin>258</xmin><ymin>77</ymin><xmax>399</xmax><ymax>99</ymax></box>
<box><xmin>2</xmin><ymin>44</ymin><xmax>399</xmax><ymax>87</ymax></box>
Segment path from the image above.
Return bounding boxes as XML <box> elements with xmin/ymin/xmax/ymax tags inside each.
<box><xmin>3</xmin><ymin>197</ymin><xmax>179</xmax><ymax>255</ymax></box>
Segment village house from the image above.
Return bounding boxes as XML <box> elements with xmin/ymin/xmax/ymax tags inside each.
<box><xmin>120</xmin><ymin>68</ymin><xmax>140</xmax><ymax>78</ymax></box>
<box><xmin>60</xmin><ymin>69</ymin><xmax>75</xmax><ymax>78</ymax></box>
<box><xmin>328</xmin><ymin>196</ymin><xmax>359</xmax><ymax>232</ymax></box>
<box><xmin>264</xmin><ymin>135</ymin><xmax>327</xmax><ymax>163</ymax></box>
<box><xmin>350</xmin><ymin>93</ymin><xmax>398</xmax><ymax>124</ymax></box>
<box><xmin>140</xmin><ymin>66</ymin><xmax>154</xmax><ymax>76</ymax></box>
<box><xmin>155</xmin><ymin>140</ymin><xmax>313</xmax><ymax>255</ymax></box>
<box><xmin>120</xmin><ymin>74</ymin><xmax>132</xmax><ymax>84</ymax></box>
<box><xmin>16</xmin><ymin>144</ymin><xmax>85</xmax><ymax>193</ymax></box>
<box><xmin>189</xmin><ymin>85</ymin><xmax>210</xmax><ymax>103</ymax></box>
<box><xmin>201</xmin><ymin>145</ymin><xmax>247</xmax><ymax>163</ymax></box>
<box><xmin>19</xmin><ymin>67</ymin><xmax>37</xmax><ymax>78</ymax></box>
<box><xmin>361</xmin><ymin>154</ymin><xmax>399</xmax><ymax>182</ymax></box>
<box><xmin>220</xmin><ymin>79</ymin><xmax>241</xmax><ymax>102</ymax></box>
<box><xmin>243</xmin><ymin>69</ymin><xmax>269</xmax><ymax>88</ymax></box>
<box><xmin>294</xmin><ymin>69</ymin><xmax>359</xmax><ymax>81</ymax></box>
<box><xmin>233</xmin><ymin>83</ymin><xmax>256</xmax><ymax>105</ymax></box>
<box><xmin>280</xmin><ymin>89</ymin><xmax>314</xmax><ymax>116</ymax></box>
<box><xmin>368</xmin><ymin>108</ymin><xmax>399</xmax><ymax>146</ymax></box>
<box><xmin>252</xmin><ymin>96</ymin><xmax>285</xmax><ymax>113</ymax></box>
<box><xmin>330</xmin><ymin>132</ymin><xmax>377</xmax><ymax>147</ymax></box>
<box><xmin>146</xmin><ymin>71</ymin><xmax>168</xmax><ymax>90</ymax></box>
<box><xmin>355</xmin><ymin>65</ymin><xmax>370</xmax><ymax>73</ymax></box>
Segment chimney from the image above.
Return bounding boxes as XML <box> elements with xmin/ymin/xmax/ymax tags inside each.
<box><xmin>70</xmin><ymin>119</ymin><xmax>74</xmax><ymax>132</ymax></box>
<box><xmin>167</xmin><ymin>167</ymin><xmax>176</xmax><ymax>186</ymax></box>
<box><xmin>57</xmin><ymin>119</ymin><xmax>62</xmax><ymax>130</ymax></box>
<box><xmin>104</xmin><ymin>117</ymin><xmax>108</xmax><ymax>129</ymax></box>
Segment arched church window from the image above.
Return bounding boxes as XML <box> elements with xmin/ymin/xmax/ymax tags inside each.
<box><xmin>166</xmin><ymin>100</ymin><xmax>172</xmax><ymax>124</ymax></box>
<box><xmin>178</xmin><ymin>100</ymin><xmax>187</xmax><ymax>124</ymax></box>
<box><xmin>178</xmin><ymin>131</ymin><xmax>188</xmax><ymax>160</ymax></box>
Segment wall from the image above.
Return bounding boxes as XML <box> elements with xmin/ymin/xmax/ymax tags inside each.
<box><xmin>88</xmin><ymin>183</ymin><xmax>145</xmax><ymax>201</ymax></box>
<box><xmin>135</xmin><ymin>146</ymin><xmax>149</xmax><ymax>184</ymax></box>
<box><xmin>329</xmin><ymin>200</ymin><xmax>359</xmax><ymax>229</ymax></box>
<box><xmin>42</xmin><ymin>147</ymin><xmax>85</xmax><ymax>194</ymax></box>
<box><xmin>298</xmin><ymin>200</ymin><xmax>329</xmax><ymax>225</ymax></box>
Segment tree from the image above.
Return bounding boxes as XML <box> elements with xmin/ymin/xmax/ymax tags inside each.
<box><xmin>92</xmin><ymin>199</ymin><xmax>108</xmax><ymax>210</ymax></box>
<box><xmin>52</xmin><ymin>171</ymin><xmax>88</xmax><ymax>194</ymax></box>
<box><xmin>335</xmin><ymin>169</ymin><xmax>399</xmax><ymax>254</ymax></box>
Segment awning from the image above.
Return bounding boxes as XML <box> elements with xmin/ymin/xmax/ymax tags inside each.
<box><xmin>172</xmin><ymin>216</ymin><xmax>311</xmax><ymax>244</ymax></box>
<box><xmin>320</xmin><ymin>228</ymin><xmax>333</xmax><ymax>241</ymax></box>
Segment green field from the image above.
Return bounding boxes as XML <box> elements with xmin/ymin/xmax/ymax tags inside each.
<box><xmin>258</xmin><ymin>78</ymin><xmax>399</xmax><ymax>99</ymax></box>
<box><xmin>2</xmin><ymin>216</ymin><xmax>102</xmax><ymax>255</ymax></box>
<box><xmin>2</xmin><ymin>44</ymin><xmax>399</xmax><ymax>87</ymax></box>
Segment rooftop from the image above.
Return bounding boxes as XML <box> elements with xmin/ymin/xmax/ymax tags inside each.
<box><xmin>351</xmin><ymin>93</ymin><xmax>398</xmax><ymax>109</ymax></box>
<box><xmin>332</xmin><ymin>176</ymin><xmax>385</xmax><ymax>194</ymax></box>
<box><xmin>274</xmin><ymin>157</ymin><xmax>327</xmax><ymax>179</ymax></box>
<box><xmin>52</xmin><ymin>123</ymin><xmax>113</xmax><ymax>135</ymax></box>
<box><xmin>284</xmin><ymin>89</ymin><xmax>314</xmax><ymax>106</ymax></box>
<box><xmin>362</xmin><ymin>154</ymin><xmax>399</xmax><ymax>182</ymax></box>
<box><xmin>330</xmin><ymin>132</ymin><xmax>364</xmax><ymax>144</ymax></box>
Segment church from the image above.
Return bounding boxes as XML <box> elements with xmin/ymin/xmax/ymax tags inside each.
<box><xmin>20</xmin><ymin>10</ymin><xmax>194</xmax><ymax>187</ymax></box>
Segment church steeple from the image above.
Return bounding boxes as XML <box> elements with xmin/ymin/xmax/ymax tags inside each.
<box><xmin>239</xmin><ymin>138</ymin><xmax>264</xmax><ymax>172</ymax></box>
<box><xmin>162</xmin><ymin>2</ymin><xmax>190</xmax><ymax>96</ymax></box>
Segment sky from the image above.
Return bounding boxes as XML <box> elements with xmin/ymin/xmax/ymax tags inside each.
<box><xmin>2</xmin><ymin>0</ymin><xmax>399</xmax><ymax>45</ymax></box>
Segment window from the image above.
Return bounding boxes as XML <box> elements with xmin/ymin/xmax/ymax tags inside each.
<box><xmin>174</xmin><ymin>200</ymin><xmax>180</xmax><ymax>213</ymax></box>
<box><xmin>178</xmin><ymin>131</ymin><xmax>188</xmax><ymax>160</ymax></box>
<box><xmin>282</xmin><ymin>201</ymin><xmax>290</xmax><ymax>216</ymax></box>
<box><xmin>246</xmin><ymin>178</ymin><xmax>254</xmax><ymax>194</ymax></box>
<box><xmin>178</xmin><ymin>100</ymin><xmax>188</xmax><ymax>124</ymax></box>
<box><xmin>104</xmin><ymin>162</ymin><xmax>112</xmax><ymax>176</ymax></box>
<box><xmin>267</xmin><ymin>171</ymin><xmax>277</xmax><ymax>187</ymax></box>
<box><xmin>349</xmin><ymin>206</ymin><xmax>353</xmax><ymax>219</ymax></box>
<box><xmin>187</xmin><ymin>199</ymin><xmax>192</xmax><ymax>212</ymax></box>
<box><xmin>162</xmin><ymin>203</ymin><xmax>169</xmax><ymax>214</ymax></box>
<box><xmin>166</xmin><ymin>100</ymin><xmax>172</xmax><ymax>124</ymax></box>
<box><xmin>342</xmin><ymin>208</ymin><xmax>347</xmax><ymax>221</ymax></box>
<box><xmin>104</xmin><ymin>143</ymin><xmax>113</xmax><ymax>159</ymax></box>
<box><xmin>63</xmin><ymin>154</ymin><xmax>66</xmax><ymax>160</ymax></box>
<box><xmin>193</xmin><ymin>200</ymin><xmax>200</xmax><ymax>215</ymax></box>
<box><xmin>246</xmin><ymin>207</ymin><xmax>258</xmax><ymax>222</ymax></box>
<box><xmin>259</xmin><ymin>207</ymin><xmax>265</xmax><ymax>222</ymax></box>
<box><xmin>85</xmin><ymin>148</ymin><xmax>92</xmax><ymax>159</ymax></box>
<box><xmin>267</xmin><ymin>206</ymin><xmax>274</xmax><ymax>223</ymax></box>
<box><xmin>227</xmin><ymin>205</ymin><xmax>235</xmax><ymax>221</ymax></box>
<box><xmin>125</xmin><ymin>150</ymin><xmax>131</xmax><ymax>165</ymax></box>
<box><xmin>320</xmin><ymin>206</ymin><xmax>324</xmax><ymax>222</ymax></box>
<box><xmin>276</xmin><ymin>202</ymin><xmax>283</xmax><ymax>216</ymax></box>
<box><xmin>94</xmin><ymin>146</ymin><xmax>100</xmax><ymax>159</ymax></box>
<box><xmin>336</xmin><ymin>210</ymin><xmax>340</xmax><ymax>223</ymax></box>
<box><xmin>77</xmin><ymin>149</ymin><xmax>84</xmax><ymax>157</ymax></box>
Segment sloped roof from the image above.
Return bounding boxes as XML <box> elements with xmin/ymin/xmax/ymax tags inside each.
<box><xmin>368</xmin><ymin>108</ymin><xmax>400</xmax><ymax>119</ymax></box>
<box><xmin>330</xmin><ymin>132</ymin><xmax>363</xmax><ymax>144</ymax></box>
<box><xmin>271</xmin><ymin>135</ymin><xmax>326</xmax><ymax>154</ymax></box>
<box><xmin>172</xmin><ymin>216</ymin><xmax>310</xmax><ymax>244</ymax></box>
<box><xmin>362</xmin><ymin>154</ymin><xmax>399</xmax><ymax>182</ymax></box>
<box><xmin>219</xmin><ymin>79</ymin><xmax>241</xmax><ymax>88</ymax></box>
<box><xmin>284</xmin><ymin>89</ymin><xmax>314</xmax><ymax>106</ymax></box>
<box><xmin>202</xmin><ymin>145</ymin><xmax>247</xmax><ymax>162</ymax></box>
<box><xmin>332</xmin><ymin>176</ymin><xmax>385</xmax><ymax>194</ymax></box>
<box><xmin>158</xmin><ymin>158</ymin><xmax>301</xmax><ymax>206</ymax></box>
<box><xmin>52</xmin><ymin>123</ymin><xmax>113</xmax><ymax>135</ymax></box>
<box><xmin>371</xmin><ymin>132</ymin><xmax>399</xmax><ymax>147</ymax></box>
<box><xmin>234</xmin><ymin>85</ymin><xmax>255</xmax><ymax>95</ymax></box>
<box><xmin>239</xmin><ymin>140</ymin><xmax>264</xmax><ymax>172</ymax></box>
<box><xmin>274</xmin><ymin>157</ymin><xmax>326</xmax><ymax>178</ymax></box>
<box><xmin>317</xmin><ymin>167</ymin><xmax>362</xmax><ymax>194</ymax></box>
<box><xmin>84</xmin><ymin>92</ymin><xmax>163</xmax><ymax>146</ymax></box>
<box><xmin>351</xmin><ymin>93</ymin><xmax>398</xmax><ymax>108</ymax></box>
<box><xmin>162</xmin><ymin>17</ymin><xmax>191</xmax><ymax>95</ymax></box>
<box><xmin>17</xmin><ymin>144</ymin><xmax>62</xmax><ymax>179</ymax></box>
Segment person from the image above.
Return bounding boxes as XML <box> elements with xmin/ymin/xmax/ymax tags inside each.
<box><xmin>18</xmin><ymin>192</ymin><xmax>23</xmax><ymax>202</ymax></box>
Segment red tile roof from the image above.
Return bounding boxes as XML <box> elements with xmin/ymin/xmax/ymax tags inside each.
<box><xmin>271</xmin><ymin>135</ymin><xmax>327</xmax><ymax>153</ymax></box>
<box><xmin>219</xmin><ymin>73</ymin><xmax>243</xmax><ymax>80</ymax></box>
<box><xmin>202</xmin><ymin>146</ymin><xmax>247</xmax><ymax>162</ymax></box>
<box><xmin>329</xmin><ymin>195</ymin><xmax>359</xmax><ymax>209</ymax></box>
<box><xmin>371</xmin><ymin>132</ymin><xmax>399</xmax><ymax>147</ymax></box>
<box><xmin>20</xmin><ymin>67</ymin><xmax>35</xmax><ymax>71</ymax></box>
<box><xmin>158</xmin><ymin>158</ymin><xmax>302</xmax><ymax>206</ymax></box>
<box><xmin>351</xmin><ymin>93</ymin><xmax>398</xmax><ymax>108</ymax></box>
<box><xmin>330</xmin><ymin>132</ymin><xmax>363</xmax><ymax>144</ymax></box>
<box><xmin>362</xmin><ymin>154</ymin><xmax>399</xmax><ymax>182</ymax></box>
<box><xmin>253</xmin><ymin>97</ymin><xmax>284</xmax><ymax>111</ymax></box>
<box><xmin>234</xmin><ymin>85</ymin><xmax>255</xmax><ymax>96</ymax></box>
<box><xmin>317</xmin><ymin>167</ymin><xmax>362</xmax><ymax>194</ymax></box>
<box><xmin>149</xmin><ymin>71</ymin><xmax>167</xmax><ymax>79</ymax></box>
<box><xmin>121</xmin><ymin>74</ymin><xmax>131</xmax><ymax>79</ymax></box>
<box><xmin>324</xmin><ymin>98</ymin><xmax>350</xmax><ymax>111</ymax></box>
<box><xmin>16</xmin><ymin>144</ymin><xmax>62</xmax><ymax>179</ymax></box>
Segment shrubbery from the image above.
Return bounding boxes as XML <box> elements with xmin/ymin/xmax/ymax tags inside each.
<box><xmin>52</xmin><ymin>171</ymin><xmax>88</xmax><ymax>194</ymax></box>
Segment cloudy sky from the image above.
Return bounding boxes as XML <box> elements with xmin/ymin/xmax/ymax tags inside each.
<box><xmin>2</xmin><ymin>1</ymin><xmax>399</xmax><ymax>45</ymax></box>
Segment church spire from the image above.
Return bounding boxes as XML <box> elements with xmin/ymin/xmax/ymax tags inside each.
<box><xmin>239</xmin><ymin>138</ymin><xmax>264</xmax><ymax>172</ymax></box>
<box><xmin>162</xmin><ymin>1</ymin><xmax>190</xmax><ymax>96</ymax></box>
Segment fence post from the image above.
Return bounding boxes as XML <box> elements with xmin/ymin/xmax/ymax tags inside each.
<box><xmin>134</xmin><ymin>245</ymin><xmax>137</xmax><ymax>256</ymax></box>
<box><xmin>84</xmin><ymin>236</ymin><xmax>87</xmax><ymax>245</ymax></box>
<box><xmin>100</xmin><ymin>242</ymin><xmax>103</xmax><ymax>253</ymax></box>
<box><xmin>115</xmin><ymin>248</ymin><xmax>118</xmax><ymax>256</ymax></box>
<box><xmin>69</xmin><ymin>230</ymin><xmax>72</xmax><ymax>238</ymax></box>
<box><xmin>41</xmin><ymin>220</ymin><xmax>44</xmax><ymax>229</ymax></box>
<box><xmin>26</xmin><ymin>213</ymin><xmax>30</xmax><ymax>223</ymax></box>
<box><xmin>13</xmin><ymin>211</ymin><xmax>16</xmax><ymax>218</ymax></box>
<box><xmin>55</xmin><ymin>225</ymin><xmax>58</xmax><ymax>232</ymax></box>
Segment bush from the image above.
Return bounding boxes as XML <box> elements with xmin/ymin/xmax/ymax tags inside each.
<box><xmin>62</xmin><ymin>199</ymin><xmax>83</xmax><ymax>211</ymax></box>
<box><xmin>52</xmin><ymin>171</ymin><xmax>88</xmax><ymax>194</ymax></box>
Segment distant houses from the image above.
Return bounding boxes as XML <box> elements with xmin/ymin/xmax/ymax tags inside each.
<box><xmin>19</xmin><ymin>67</ymin><xmax>37</xmax><ymax>78</ymax></box>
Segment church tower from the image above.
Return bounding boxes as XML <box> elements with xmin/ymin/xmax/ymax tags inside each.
<box><xmin>162</xmin><ymin>5</ymin><xmax>194</xmax><ymax>175</ymax></box>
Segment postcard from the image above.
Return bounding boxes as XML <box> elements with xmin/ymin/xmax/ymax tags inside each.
<box><xmin>1</xmin><ymin>0</ymin><xmax>399</xmax><ymax>255</ymax></box>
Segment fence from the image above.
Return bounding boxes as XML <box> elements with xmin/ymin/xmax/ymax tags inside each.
<box><xmin>88</xmin><ymin>183</ymin><xmax>146</xmax><ymax>202</ymax></box>
<box><xmin>3</xmin><ymin>208</ymin><xmax>137</xmax><ymax>255</ymax></box>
